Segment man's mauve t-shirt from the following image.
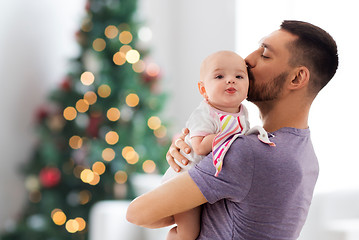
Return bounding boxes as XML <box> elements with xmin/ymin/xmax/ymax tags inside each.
<box><xmin>188</xmin><ymin>127</ymin><xmax>319</xmax><ymax>240</ymax></box>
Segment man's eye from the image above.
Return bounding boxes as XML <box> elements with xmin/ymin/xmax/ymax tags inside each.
<box><xmin>215</xmin><ymin>75</ymin><xmax>223</xmax><ymax>79</ymax></box>
<box><xmin>261</xmin><ymin>55</ymin><xmax>270</xmax><ymax>59</ymax></box>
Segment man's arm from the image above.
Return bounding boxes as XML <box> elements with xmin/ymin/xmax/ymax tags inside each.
<box><xmin>126</xmin><ymin>172</ymin><xmax>207</xmax><ymax>228</ymax></box>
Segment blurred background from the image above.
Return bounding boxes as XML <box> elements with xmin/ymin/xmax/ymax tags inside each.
<box><xmin>0</xmin><ymin>0</ymin><xmax>358</xmax><ymax>239</ymax></box>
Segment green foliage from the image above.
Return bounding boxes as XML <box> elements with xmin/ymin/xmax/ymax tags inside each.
<box><xmin>1</xmin><ymin>0</ymin><xmax>170</xmax><ymax>239</ymax></box>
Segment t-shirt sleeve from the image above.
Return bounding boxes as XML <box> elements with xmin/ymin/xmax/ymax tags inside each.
<box><xmin>186</xmin><ymin>105</ymin><xmax>218</xmax><ymax>138</ymax></box>
<box><xmin>188</xmin><ymin>136</ymin><xmax>254</xmax><ymax>203</ymax></box>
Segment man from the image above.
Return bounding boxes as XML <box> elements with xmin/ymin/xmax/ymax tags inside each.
<box><xmin>126</xmin><ymin>20</ymin><xmax>338</xmax><ymax>239</ymax></box>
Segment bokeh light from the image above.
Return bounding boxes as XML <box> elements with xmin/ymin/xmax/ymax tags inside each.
<box><xmin>142</xmin><ymin>160</ymin><xmax>156</xmax><ymax>173</ymax></box>
<box><xmin>75</xmin><ymin>99</ymin><xmax>89</xmax><ymax>113</ymax></box>
<box><xmin>84</xmin><ymin>91</ymin><xmax>97</xmax><ymax>105</ymax></box>
<box><xmin>92</xmin><ymin>38</ymin><xmax>106</xmax><ymax>52</ymax></box>
<box><xmin>126</xmin><ymin>93</ymin><xmax>139</xmax><ymax>107</ymax></box>
<box><xmin>69</xmin><ymin>136</ymin><xmax>83</xmax><ymax>149</ymax></box>
<box><xmin>126</xmin><ymin>49</ymin><xmax>140</xmax><ymax>64</ymax></box>
<box><xmin>122</xmin><ymin>146</ymin><xmax>134</xmax><ymax>158</ymax></box>
<box><xmin>51</xmin><ymin>209</ymin><xmax>67</xmax><ymax>226</ymax></box>
<box><xmin>105</xmin><ymin>25</ymin><xmax>119</xmax><ymax>39</ymax></box>
<box><xmin>66</xmin><ymin>219</ymin><xmax>79</xmax><ymax>233</ymax></box>
<box><xmin>146</xmin><ymin>63</ymin><xmax>160</xmax><ymax>77</ymax></box>
<box><xmin>154</xmin><ymin>125</ymin><xmax>167</xmax><ymax>138</ymax></box>
<box><xmin>138</xmin><ymin>27</ymin><xmax>152</xmax><ymax>42</ymax></box>
<box><xmin>120</xmin><ymin>45</ymin><xmax>132</xmax><ymax>54</ymax></box>
<box><xmin>119</xmin><ymin>31</ymin><xmax>133</xmax><ymax>44</ymax></box>
<box><xmin>75</xmin><ymin>217</ymin><xmax>86</xmax><ymax>232</ymax></box>
<box><xmin>80</xmin><ymin>169</ymin><xmax>94</xmax><ymax>184</ymax></box>
<box><xmin>80</xmin><ymin>71</ymin><xmax>95</xmax><ymax>86</ymax></box>
<box><xmin>147</xmin><ymin>116</ymin><xmax>161</xmax><ymax>130</ymax></box>
<box><xmin>63</xmin><ymin>107</ymin><xmax>77</xmax><ymax>121</ymax></box>
<box><xmin>98</xmin><ymin>84</ymin><xmax>111</xmax><ymax>98</ymax></box>
<box><xmin>113</xmin><ymin>51</ymin><xmax>126</xmax><ymax>66</ymax></box>
<box><xmin>92</xmin><ymin>161</ymin><xmax>106</xmax><ymax>175</ymax></box>
<box><xmin>132</xmin><ymin>60</ymin><xmax>146</xmax><ymax>73</ymax></box>
<box><xmin>102</xmin><ymin>148</ymin><xmax>116</xmax><ymax>161</ymax></box>
<box><xmin>79</xmin><ymin>190</ymin><xmax>91</xmax><ymax>205</ymax></box>
<box><xmin>122</xmin><ymin>146</ymin><xmax>139</xmax><ymax>164</ymax></box>
<box><xmin>114</xmin><ymin>171</ymin><xmax>128</xmax><ymax>184</ymax></box>
<box><xmin>105</xmin><ymin>131</ymin><xmax>119</xmax><ymax>145</ymax></box>
<box><xmin>107</xmin><ymin>108</ymin><xmax>121</xmax><ymax>121</ymax></box>
<box><xmin>89</xmin><ymin>172</ymin><xmax>100</xmax><ymax>186</ymax></box>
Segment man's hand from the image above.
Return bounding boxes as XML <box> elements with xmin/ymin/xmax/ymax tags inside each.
<box><xmin>166</xmin><ymin>128</ymin><xmax>191</xmax><ymax>172</ymax></box>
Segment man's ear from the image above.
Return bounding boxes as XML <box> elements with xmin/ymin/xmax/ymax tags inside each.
<box><xmin>198</xmin><ymin>81</ymin><xmax>208</xmax><ymax>99</ymax></box>
<box><xmin>289</xmin><ymin>66</ymin><xmax>310</xmax><ymax>90</ymax></box>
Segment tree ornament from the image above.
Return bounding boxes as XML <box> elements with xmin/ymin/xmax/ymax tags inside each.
<box><xmin>35</xmin><ymin>106</ymin><xmax>49</xmax><ymax>123</ymax></box>
<box><xmin>60</xmin><ymin>76</ymin><xmax>72</xmax><ymax>91</ymax></box>
<box><xmin>87</xmin><ymin>113</ymin><xmax>102</xmax><ymax>138</ymax></box>
<box><xmin>39</xmin><ymin>167</ymin><xmax>61</xmax><ymax>188</ymax></box>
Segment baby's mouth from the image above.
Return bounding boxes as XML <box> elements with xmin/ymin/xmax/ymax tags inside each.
<box><xmin>226</xmin><ymin>87</ymin><xmax>237</xmax><ymax>94</ymax></box>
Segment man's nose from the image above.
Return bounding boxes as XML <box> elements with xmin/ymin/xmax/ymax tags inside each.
<box><xmin>245</xmin><ymin>50</ymin><xmax>258</xmax><ymax>69</ymax></box>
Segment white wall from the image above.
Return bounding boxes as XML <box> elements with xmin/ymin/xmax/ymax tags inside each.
<box><xmin>0</xmin><ymin>0</ymin><xmax>86</xmax><ymax>230</ymax></box>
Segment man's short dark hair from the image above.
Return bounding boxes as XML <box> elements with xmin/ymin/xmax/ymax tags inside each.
<box><xmin>280</xmin><ymin>20</ymin><xmax>339</xmax><ymax>94</ymax></box>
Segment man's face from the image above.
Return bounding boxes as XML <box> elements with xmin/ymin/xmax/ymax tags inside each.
<box><xmin>245</xmin><ymin>30</ymin><xmax>296</xmax><ymax>103</ymax></box>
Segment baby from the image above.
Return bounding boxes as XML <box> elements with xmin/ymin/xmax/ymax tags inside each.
<box><xmin>163</xmin><ymin>50</ymin><xmax>250</xmax><ymax>240</ymax></box>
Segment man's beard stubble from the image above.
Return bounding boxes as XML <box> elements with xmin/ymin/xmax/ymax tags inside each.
<box><xmin>247</xmin><ymin>69</ymin><xmax>288</xmax><ymax>102</ymax></box>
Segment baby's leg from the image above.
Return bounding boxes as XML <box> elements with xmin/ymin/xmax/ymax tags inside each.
<box><xmin>166</xmin><ymin>206</ymin><xmax>201</xmax><ymax>240</ymax></box>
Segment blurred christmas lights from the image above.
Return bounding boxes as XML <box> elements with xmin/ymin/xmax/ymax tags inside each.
<box><xmin>76</xmin><ymin>99</ymin><xmax>90</xmax><ymax>113</ymax></box>
<box><xmin>105</xmin><ymin>131</ymin><xmax>119</xmax><ymax>145</ymax></box>
<box><xmin>126</xmin><ymin>49</ymin><xmax>140</xmax><ymax>64</ymax></box>
<box><xmin>147</xmin><ymin>116</ymin><xmax>161</xmax><ymax>130</ymax></box>
<box><xmin>107</xmin><ymin>107</ymin><xmax>121</xmax><ymax>121</ymax></box>
<box><xmin>125</xmin><ymin>93</ymin><xmax>139</xmax><ymax>107</ymax></box>
<box><xmin>97</xmin><ymin>84</ymin><xmax>111</xmax><ymax>98</ymax></box>
<box><xmin>142</xmin><ymin>160</ymin><xmax>156</xmax><ymax>173</ymax></box>
<box><xmin>84</xmin><ymin>91</ymin><xmax>97</xmax><ymax>105</ymax></box>
<box><xmin>92</xmin><ymin>38</ymin><xmax>106</xmax><ymax>52</ymax></box>
<box><xmin>105</xmin><ymin>25</ymin><xmax>119</xmax><ymax>39</ymax></box>
<box><xmin>102</xmin><ymin>148</ymin><xmax>116</xmax><ymax>161</ymax></box>
<box><xmin>80</xmin><ymin>71</ymin><xmax>95</xmax><ymax>86</ymax></box>
<box><xmin>92</xmin><ymin>161</ymin><xmax>106</xmax><ymax>175</ymax></box>
<box><xmin>63</xmin><ymin>107</ymin><xmax>77</xmax><ymax>121</ymax></box>
<box><xmin>114</xmin><ymin>170</ymin><xmax>128</xmax><ymax>184</ymax></box>
<box><xmin>69</xmin><ymin>136</ymin><xmax>83</xmax><ymax>149</ymax></box>
<box><xmin>113</xmin><ymin>51</ymin><xmax>126</xmax><ymax>65</ymax></box>
<box><xmin>51</xmin><ymin>209</ymin><xmax>67</xmax><ymax>226</ymax></box>
<box><xmin>138</xmin><ymin>26</ymin><xmax>152</xmax><ymax>42</ymax></box>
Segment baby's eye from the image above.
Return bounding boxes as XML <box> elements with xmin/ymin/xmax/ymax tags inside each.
<box><xmin>215</xmin><ymin>75</ymin><xmax>224</xmax><ymax>79</ymax></box>
<box><xmin>236</xmin><ymin>75</ymin><xmax>244</xmax><ymax>79</ymax></box>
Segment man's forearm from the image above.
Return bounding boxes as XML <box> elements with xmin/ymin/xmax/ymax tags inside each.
<box><xmin>126</xmin><ymin>173</ymin><xmax>207</xmax><ymax>228</ymax></box>
<box><xmin>141</xmin><ymin>215</ymin><xmax>175</xmax><ymax>229</ymax></box>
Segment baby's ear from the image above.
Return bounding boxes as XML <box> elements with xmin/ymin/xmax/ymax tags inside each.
<box><xmin>198</xmin><ymin>81</ymin><xmax>208</xmax><ymax>99</ymax></box>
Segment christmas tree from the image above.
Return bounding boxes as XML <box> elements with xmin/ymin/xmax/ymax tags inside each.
<box><xmin>1</xmin><ymin>0</ymin><xmax>170</xmax><ymax>239</ymax></box>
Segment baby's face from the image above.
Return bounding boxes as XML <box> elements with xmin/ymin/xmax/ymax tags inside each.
<box><xmin>200</xmin><ymin>51</ymin><xmax>249</xmax><ymax>113</ymax></box>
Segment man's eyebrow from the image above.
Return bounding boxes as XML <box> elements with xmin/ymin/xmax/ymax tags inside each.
<box><xmin>258</xmin><ymin>38</ymin><xmax>274</xmax><ymax>52</ymax></box>
<box><xmin>261</xmin><ymin>42</ymin><xmax>274</xmax><ymax>52</ymax></box>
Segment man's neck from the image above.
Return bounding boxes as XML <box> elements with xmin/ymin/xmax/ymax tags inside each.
<box><xmin>255</xmin><ymin>99</ymin><xmax>310</xmax><ymax>133</ymax></box>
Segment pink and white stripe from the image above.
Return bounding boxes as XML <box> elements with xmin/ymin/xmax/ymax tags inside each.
<box><xmin>212</xmin><ymin>114</ymin><xmax>244</xmax><ymax>177</ymax></box>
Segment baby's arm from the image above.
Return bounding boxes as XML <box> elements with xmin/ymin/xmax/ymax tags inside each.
<box><xmin>191</xmin><ymin>133</ymin><xmax>217</xmax><ymax>156</ymax></box>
